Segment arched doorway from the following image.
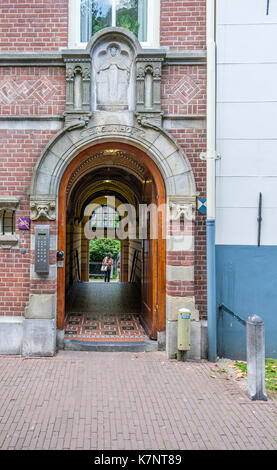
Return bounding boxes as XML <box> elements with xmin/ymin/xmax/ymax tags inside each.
<box><xmin>25</xmin><ymin>27</ymin><xmax>199</xmax><ymax>358</ymax></box>
<box><xmin>57</xmin><ymin>142</ymin><xmax>166</xmax><ymax>344</ymax></box>
<box><xmin>28</xmin><ymin>117</ymin><xmax>196</xmax><ymax>357</ymax></box>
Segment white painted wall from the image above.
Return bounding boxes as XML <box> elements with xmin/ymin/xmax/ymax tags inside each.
<box><xmin>216</xmin><ymin>0</ymin><xmax>277</xmax><ymax>245</ymax></box>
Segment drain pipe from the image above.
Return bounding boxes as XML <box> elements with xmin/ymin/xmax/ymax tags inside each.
<box><xmin>205</xmin><ymin>0</ymin><xmax>218</xmax><ymax>362</ymax></box>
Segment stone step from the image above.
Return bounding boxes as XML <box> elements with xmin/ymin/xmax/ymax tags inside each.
<box><xmin>63</xmin><ymin>339</ymin><xmax>158</xmax><ymax>352</ymax></box>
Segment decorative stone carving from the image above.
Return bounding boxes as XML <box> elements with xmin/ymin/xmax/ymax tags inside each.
<box><xmin>96</xmin><ymin>44</ymin><xmax>131</xmax><ymax>110</ymax></box>
<box><xmin>80</xmin><ymin>124</ymin><xmax>145</xmax><ymax>139</ymax></box>
<box><xmin>169</xmin><ymin>197</ymin><xmax>196</xmax><ymax>222</ymax></box>
<box><xmin>135</xmin><ymin>113</ymin><xmax>162</xmax><ymax>131</ymax></box>
<box><xmin>65</xmin><ymin>114</ymin><xmax>91</xmax><ymax>131</ymax></box>
<box><xmin>63</xmin><ymin>54</ymin><xmax>91</xmax><ymax>120</ymax></box>
<box><xmin>30</xmin><ymin>198</ymin><xmax>56</xmax><ymax>221</ymax></box>
<box><xmin>91</xmin><ymin>39</ymin><xmax>135</xmax><ymax>112</ymax></box>
<box><xmin>136</xmin><ymin>55</ymin><xmax>164</xmax><ymax>127</ymax></box>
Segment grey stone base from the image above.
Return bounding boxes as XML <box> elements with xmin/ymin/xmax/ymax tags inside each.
<box><xmin>166</xmin><ymin>320</ymin><xmax>208</xmax><ymax>360</ymax></box>
<box><xmin>22</xmin><ymin>319</ymin><xmax>56</xmax><ymax>357</ymax></box>
<box><xmin>0</xmin><ymin>317</ymin><xmax>207</xmax><ymax>359</ymax></box>
<box><xmin>157</xmin><ymin>330</ymin><xmax>166</xmax><ymax>351</ymax></box>
<box><xmin>0</xmin><ymin>316</ymin><xmax>24</xmax><ymax>355</ymax></box>
<box><xmin>56</xmin><ymin>329</ymin><xmax>65</xmax><ymax>350</ymax></box>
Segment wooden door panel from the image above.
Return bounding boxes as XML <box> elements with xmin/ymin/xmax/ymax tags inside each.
<box><xmin>140</xmin><ymin>179</ymin><xmax>157</xmax><ymax>339</ymax></box>
<box><xmin>141</xmin><ymin>238</ymin><xmax>154</xmax><ymax>337</ymax></box>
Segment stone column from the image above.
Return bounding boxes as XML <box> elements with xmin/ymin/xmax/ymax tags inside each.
<box><xmin>166</xmin><ymin>196</ymin><xmax>200</xmax><ymax>359</ymax></box>
<box><xmin>23</xmin><ymin>201</ymin><xmax>58</xmax><ymax>356</ymax></box>
<box><xmin>247</xmin><ymin>315</ymin><xmax>267</xmax><ymax>401</ymax></box>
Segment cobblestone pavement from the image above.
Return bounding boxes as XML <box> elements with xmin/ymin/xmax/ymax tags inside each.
<box><xmin>0</xmin><ymin>351</ymin><xmax>276</xmax><ymax>450</ymax></box>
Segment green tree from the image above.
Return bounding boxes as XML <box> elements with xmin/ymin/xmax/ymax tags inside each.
<box><xmin>116</xmin><ymin>0</ymin><xmax>139</xmax><ymax>36</ymax></box>
<box><xmin>89</xmin><ymin>238</ymin><xmax>120</xmax><ymax>262</ymax></box>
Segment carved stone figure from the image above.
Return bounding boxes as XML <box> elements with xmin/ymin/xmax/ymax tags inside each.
<box><xmin>169</xmin><ymin>199</ymin><xmax>196</xmax><ymax>222</ymax></box>
<box><xmin>95</xmin><ymin>44</ymin><xmax>131</xmax><ymax>111</ymax></box>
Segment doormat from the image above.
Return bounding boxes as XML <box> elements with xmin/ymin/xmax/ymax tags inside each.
<box><xmin>64</xmin><ymin>312</ymin><xmax>149</xmax><ymax>342</ymax></box>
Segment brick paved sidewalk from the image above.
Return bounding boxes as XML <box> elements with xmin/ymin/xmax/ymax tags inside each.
<box><xmin>0</xmin><ymin>351</ymin><xmax>276</xmax><ymax>450</ymax></box>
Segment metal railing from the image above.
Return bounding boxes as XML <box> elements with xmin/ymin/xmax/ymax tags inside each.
<box><xmin>89</xmin><ymin>261</ymin><xmax>115</xmax><ymax>278</ymax></box>
<box><xmin>218</xmin><ymin>303</ymin><xmax>246</xmax><ymax>327</ymax></box>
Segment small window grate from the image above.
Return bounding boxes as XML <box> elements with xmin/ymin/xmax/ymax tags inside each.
<box><xmin>1</xmin><ymin>210</ymin><xmax>15</xmax><ymax>235</ymax></box>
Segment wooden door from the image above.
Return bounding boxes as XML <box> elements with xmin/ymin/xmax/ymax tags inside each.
<box><xmin>141</xmin><ymin>177</ymin><xmax>158</xmax><ymax>339</ymax></box>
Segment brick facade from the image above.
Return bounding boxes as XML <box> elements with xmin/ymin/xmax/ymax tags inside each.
<box><xmin>160</xmin><ymin>0</ymin><xmax>206</xmax><ymax>50</ymax></box>
<box><xmin>0</xmin><ymin>0</ymin><xmax>68</xmax><ymax>51</ymax></box>
<box><xmin>0</xmin><ymin>130</ymin><xmax>57</xmax><ymax>316</ymax></box>
<box><xmin>161</xmin><ymin>65</ymin><xmax>206</xmax><ymax>116</ymax></box>
<box><xmin>0</xmin><ymin>67</ymin><xmax>66</xmax><ymax>116</ymax></box>
<box><xmin>0</xmin><ymin>1</ymin><xmax>207</xmax><ymax>347</ymax></box>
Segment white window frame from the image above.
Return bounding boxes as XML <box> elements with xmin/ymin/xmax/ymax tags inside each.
<box><xmin>68</xmin><ymin>0</ymin><xmax>160</xmax><ymax>49</ymax></box>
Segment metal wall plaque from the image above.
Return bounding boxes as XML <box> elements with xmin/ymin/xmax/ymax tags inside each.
<box><xmin>34</xmin><ymin>226</ymin><xmax>50</xmax><ymax>273</ymax></box>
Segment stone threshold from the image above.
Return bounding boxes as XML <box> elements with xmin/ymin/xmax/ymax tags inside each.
<box><xmin>63</xmin><ymin>339</ymin><xmax>158</xmax><ymax>352</ymax></box>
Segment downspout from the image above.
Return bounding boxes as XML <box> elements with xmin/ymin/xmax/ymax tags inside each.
<box><xmin>205</xmin><ymin>0</ymin><xmax>218</xmax><ymax>361</ymax></box>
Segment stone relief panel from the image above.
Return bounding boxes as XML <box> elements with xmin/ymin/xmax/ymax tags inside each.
<box><xmin>91</xmin><ymin>39</ymin><xmax>135</xmax><ymax>112</ymax></box>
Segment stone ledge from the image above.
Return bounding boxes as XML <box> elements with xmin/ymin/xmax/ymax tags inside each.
<box><xmin>0</xmin><ymin>52</ymin><xmax>64</xmax><ymax>66</ymax></box>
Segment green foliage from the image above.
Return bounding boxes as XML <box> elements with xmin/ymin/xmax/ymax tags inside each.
<box><xmin>116</xmin><ymin>1</ymin><xmax>140</xmax><ymax>36</ymax></box>
<box><xmin>116</xmin><ymin>10</ymin><xmax>139</xmax><ymax>36</ymax></box>
<box><xmin>89</xmin><ymin>238</ymin><xmax>120</xmax><ymax>262</ymax></box>
<box><xmin>264</xmin><ymin>359</ymin><xmax>277</xmax><ymax>391</ymax></box>
<box><xmin>235</xmin><ymin>359</ymin><xmax>277</xmax><ymax>392</ymax></box>
<box><xmin>234</xmin><ymin>361</ymin><xmax>247</xmax><ymax>374</ymax></box>
<box><xmin>84</xmin><ymin>0</ymin><xmax>140</xmax><ymax>37</ymax></box>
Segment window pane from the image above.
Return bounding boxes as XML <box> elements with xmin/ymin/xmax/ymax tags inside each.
<box><xmin>91</xmin><ymin>206</ymin><xmax>120</xmax><ymax>228</ymax></box>
<box><xmin>81</xmin><ymin>0</ymin><xmax>113</xmax><ymax>42</ymax></box>
<box><xmin>116</xmin><ymin>0</ymin><xmax>147</xmax><ymax>41</ymax></box>
<box><xmin>1</xmin><ymin>210</ymin><xmax>14</xmax><ymax>234</ymax></box>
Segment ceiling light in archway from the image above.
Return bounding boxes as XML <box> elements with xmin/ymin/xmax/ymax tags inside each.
<box><xmin>104</xmin><ymin>149</ymin><xmax>119</xmax><ymax>154</ymax></box>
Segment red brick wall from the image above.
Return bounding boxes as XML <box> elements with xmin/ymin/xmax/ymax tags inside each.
<box><xmin>0</xmin><ymin>0</ymin><xmax>206</xmax><ymax>51</ymax></box>
<box><xmin>0</xmin><ymin>0</ymin><xmax>68</xmax><ymax>51</ymax></box>
<box><xmin>0</xmin><ymin>130</ymin><xmax>57</xmax><ymax>316</ymax></box>
<box><xmin>160</xmin><ymin>0</ymin><xmax>206</xmax><ymax>50</ymax></box>
<box><xmin>167</xmin><ymin>128</ymin><xmax>207</xmax><ymax>319</ymax></box>
<box><xmin>0</xmin><ymin>67</ymin><xmax>66</xmax><ymax>115</ymax></box>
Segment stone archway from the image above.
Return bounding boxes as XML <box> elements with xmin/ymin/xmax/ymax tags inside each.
<box><xmin>26</xmin><ymin>121</ymin><xmax>197</xmax><ymax>357</ymax></box>
<box><xmin>25</xmin><ymin>27</ymin><xmax>198</xmax><ymax>358</ymax></box>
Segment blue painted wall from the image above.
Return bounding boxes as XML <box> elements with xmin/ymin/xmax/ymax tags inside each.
<box><xmin>216</xmin><ymin>246</ymin><xmax>277</xmax><ymax>360</ymax></box>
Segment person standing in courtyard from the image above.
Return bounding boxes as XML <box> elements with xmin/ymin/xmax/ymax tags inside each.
<box><xmin>102</xmin><ymin>253</ymin><xmax>113</xmax><ymax>282</ymax></box>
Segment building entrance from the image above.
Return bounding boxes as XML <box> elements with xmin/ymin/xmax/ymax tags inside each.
<box><xmin>57</xmin><ymin>142</ymin><xmax>166</xmax><ymax>349</ymax></box>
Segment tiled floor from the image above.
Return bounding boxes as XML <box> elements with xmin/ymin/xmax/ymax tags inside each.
<box><xmin>64</xmin><ymin>312</ymin><xmax>148</xmax><ymax>342</ymax></box>
<box><xmin>65</xmin><ymin>282</ymin><xmax>147</xmax><ymax>342</ymax></box>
